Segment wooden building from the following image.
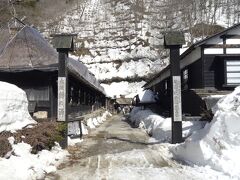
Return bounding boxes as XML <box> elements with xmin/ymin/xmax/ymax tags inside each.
<box><xmin>115</xmin><ymin>97</ymin><xmax>132</xmax><ymax>106</ymax></box>
<box><xmin>144</xmin><ymin>23</ymin><xmax>240</xmax><ymax>116</ymax></box>
<box><xmin>0</xmin><ymin>19</ymin><xmax>105</xmax><ymax>119</ymax></box>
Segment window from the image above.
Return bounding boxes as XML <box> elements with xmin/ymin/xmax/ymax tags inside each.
<box><xmin>225</xmin><ymin>60</ymin><xmax>240</xmax><ymax>85</ymax></box>
<box><xmin>183</xmin><ymin>69</ymin><xmax>188</xmax><ymax>82</ymax></box>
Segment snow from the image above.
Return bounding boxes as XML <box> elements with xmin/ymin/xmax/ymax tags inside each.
<box><xmin>203</xmin><ymin>95</ymin><xmax>226</xmax><ymax>111</ymax></box>
<box><xmin>101</xmin><ymin>81</ymin><xmax>146</xmax><ymax>98</ymax></box>
<box><xmin>129</xmin><ymin>87</ymin><xmax>240</xmax><ymax>178</ymax></box>
<box><xmin>69</xmin><ymin>111</ymin><xmax>112</xmax><ymax>146</ymax></box>
<box><xmin>0</xmin><ymin>137</ymin><xmax>68</xmax><ymax>180</ymax></box>
<box><xmin>172</xmin><ymin>86</ymin><xmax>240</xmax><ymax>178</ymax></box>
<box><xmin>68</xmin><ymin>137</ymin><xmax>83</xmax><ymax>146</ymax></box>
<box><xmin>81</xmin><ymin>122</ymin><xmax>89</xmax><ymax>135</ymax></box>
<box><xmin>104</xmin><ymin>146</ymin><xmax>230</xmax><ymax>180</ymax></box>
<box><xmin>130</xmin><ymin>107</ymin><xmax>206</xmax><ymax>142</ymax></box>
<box><xmin>87</xmin><ymin>118</ymin><xmax>96</xmax><ymax>129</ymax></box>
<box><xmin>86</xmin><ymin>111</ymin><xmax>112</xmax><ymax>129</ymax></box>
<box><xmin>55</xmin><ymin>142</ymin><xmax>230</xmax><ymax>180</ymax></box>
<box><xmin>138</xmin><ymin>89</ymin><xmax>157</xmax><ymax>103</ymax></box>
<box><xmin>0</xmin><ymin>81</ymin><xmax>36</xmax><ymax>133</ymax></box>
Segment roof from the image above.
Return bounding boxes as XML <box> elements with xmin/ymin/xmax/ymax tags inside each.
<box><xmin>143</xmin><ymin>23</ymin><xmax>240</xmax><ymax>89</ymax></box>
<box><xmin>116</xmin><ymin>98</ymin><xmax>132</xmax><ymax>105</ymax></box>
<box><xmin>0</xmin><ymin>24</ymin><xmax>105</xmax><ymax>94</ymax></box>
<box><xmin>181</xmin><ymin>22</ymin><xmax>240</xmax><ymax>58</ymax></box>
<box><xmin>0</xmin><ymin>25</ymin><xmax>58</xmax><ymax>71</ymax></box>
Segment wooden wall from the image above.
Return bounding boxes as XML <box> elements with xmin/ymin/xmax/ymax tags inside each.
<box><xmin>0</xmin><ymin>70</ymin><xmax>106</xmax><ymax>119</ymax></box>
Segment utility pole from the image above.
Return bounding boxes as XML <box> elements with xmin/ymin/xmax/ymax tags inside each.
<box><xmin>164</xmin><ymin>31</ymin><xmax>185</xmax><ymax>144</ymax></box>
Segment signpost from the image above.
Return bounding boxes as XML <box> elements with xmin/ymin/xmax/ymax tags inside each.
<box><xmin>52</xmin><ymin>33</ymin><xmax>77</xmax><ymax>148</ymax></box>
<box><xmin>164</xmin><ymin>31</ymin><xmax>185</xmax><ymax>144</ymax></box>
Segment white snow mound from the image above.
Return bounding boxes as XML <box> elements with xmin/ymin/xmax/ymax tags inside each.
<box><xmin>172</xmin><ymin>86</ymin><xmax>240</xmax><ymax>177</ymax></box>
<box><xmin>0</xmin><ymin>138</ymin><xmax>68</xmax><ymax>180</ymax></box>
<box><xmin>138</xmin><ymin>89</ymin><xmax>157</xmax><ymax>103</ymax></box>
<box><xmin>130</xmin><ymin>107</ymin><xmax>205</xmax><ymax>142</ymax></box>
<box><xmin>0</xmin><ymin>81</ymin><xmax>36</xmax><ymax>132</ymax></box>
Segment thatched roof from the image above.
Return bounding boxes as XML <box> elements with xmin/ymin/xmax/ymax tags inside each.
<box><xmin>0</xmin><ymin>23</ymin><xmax>105</xmax><ymax>94</ymax></box>
<box><xmin>0</xmin><ymin>26</ymin><xmax>12</xmax><ymax>55</ymax></box>
<box><xmin>0</xmin><ymin>25</ymin><xmax>58</xmax><ymax>71</ymax></box>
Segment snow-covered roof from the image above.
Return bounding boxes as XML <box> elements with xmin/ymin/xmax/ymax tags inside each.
<box><xmin>0</xmin><ymin>24</ymin><xmax>105</xmax><ymax>94</ymax></box>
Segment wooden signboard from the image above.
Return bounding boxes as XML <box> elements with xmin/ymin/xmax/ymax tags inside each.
<box><xmin>68</xmin><ymin>121</ymin><xmax>80</xmax><ymax>136</ymax></box>
<box><xmin>57</xmin><ymin>77</ymin><xmax>66</xmax><ymax>121</ymax></box>
<box><xmin>172</xmin><ymin>76</ymin><xmax>182</xmax><ymax>122</ymax></box>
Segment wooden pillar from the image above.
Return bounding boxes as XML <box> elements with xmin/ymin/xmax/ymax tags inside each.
<box><xmin>52</xmin><ymin>33</ymin><xmax>77</xmax><ymax>149</ymax></box>
<box><xmin>57</xmin><ymin>51</ymin><xmax>68</xmax><ymax>148</ymax></box>
<box><xmin>170</xmin><ymin>47</ymin><xmax>182</xmax><ymax>144</ymax></box>
<box><xmin>164</xmin><ymin>31</ymin><xmax>185</xmax><ymax>144</ymax></box>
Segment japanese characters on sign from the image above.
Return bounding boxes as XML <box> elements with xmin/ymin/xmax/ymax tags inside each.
<box><xmin>58</xmin><ymin>77</ymin><xmax>66</xmax><ymax>121</ymax></box>
<box><xmin>172</xmin><ymin>76</ymin><xmax>182</xmax><ymax>122</ymax></box>
<box><xmin>68</xmin><ymin>121</ymin><xmax>80</xmax><ymax>135</ymax></box>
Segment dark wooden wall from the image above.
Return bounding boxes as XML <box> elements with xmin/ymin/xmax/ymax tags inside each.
<box><xmin>0</xmin><ymin>70</ymin><xmax>106</xmax><ymax>119</ymax></box>
<box><xmin>187</xmin><ymin>58</ymin><xmax>203</xmax><ymax>89</ymax></box>
<box><xmin>202</xmin><ymin>55</ymin><xmax>237</xmax><ymax>90</ymax></box>
<box><xmin>203</xmin><ymin>55</ymin><xmax>218</xmax><ymax>88</ymax></box>
<box><xmin>67</xmin><ymin>73</ymin><xmax>105</xmax><ymax>116</ymax></box>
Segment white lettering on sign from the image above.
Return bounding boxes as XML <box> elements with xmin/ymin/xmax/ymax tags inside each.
<box><xmin>172</xmin><ymin>76</ymin><xmax>182</xmax><ymax>122</ymax></box>
<box><xmin>68</xmin><ymin>121</ymin><xmax>80</xmax><ymax>135</ymax></box>
<box><xmin>58</xmin><ymin>77</ymin><xmax>66</xmax><ymax>121</ymax></box>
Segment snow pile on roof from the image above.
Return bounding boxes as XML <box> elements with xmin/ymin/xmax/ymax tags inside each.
<box><xmin>172</xmin><ymin>86</ymin><xmax>240</xmax><ymax>178</ymax></box>
<box><xmin>0</xmin><ymin>81</ymin><xmax>36</xmax><ymax>133</ymax></box>
<box><xmin>0</xmin><ymin>137</ymin><xmax>68</xmax><ymax>180</ymax></box>
<box><xmin>130</xmin><ymin>107</ymin><xmax>205</xmax><ymax>142</ymax></box>
<box><xmin>138</xmin><ymin>89</ymin><xmax>157</xmax><ymax>103</ymax></box>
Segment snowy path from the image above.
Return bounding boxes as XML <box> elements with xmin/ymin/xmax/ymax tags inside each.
<box><xmin>46</xmin><ymin>115</ymin><xmax>229</xmax><ymax>180</ymax></box>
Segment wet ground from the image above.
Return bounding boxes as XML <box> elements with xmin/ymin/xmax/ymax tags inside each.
<box><xmin>46</xmin><ymin>114</ymin><xmax>228</xmax><ymax>180</ymax></box>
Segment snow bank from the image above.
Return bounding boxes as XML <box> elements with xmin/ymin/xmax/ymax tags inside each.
<box><xmin>86</xmin><ymin>111</ymin><xmax>112</xmax><ymax>129</ymax></box>
<box><xmin>0</xmin><ymin>137</ymin><xmax>68</xmax><ymax>180</ymax></box>
<box><xmin>81</xmin><ymin>122</ymin><xmax>88</xmax><ymax>135</ymax></box>
<box><xmin>138</xmin><ymin>89</ymin><xmax>157</xmax><ymax>103</ymax></box>
<box><xmin>172</xmin><ymin>86</ymin><xmax>240</xmax><ymax>178</ymax></box>
<box><xmin>130</xmin><ymin>107</ymin><xmax>205</xmax><ymax>142</ymax></box>
<box><xmin>68</xmin><ymin>137</ymin><xmax>83</xmax><ymax>146</ymax></box>
<box><xmin>0</xmin><ymin>81</ymin><xmax>36</xmax><ymax>133</ymax></box>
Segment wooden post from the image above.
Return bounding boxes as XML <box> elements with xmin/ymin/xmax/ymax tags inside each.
<box><xmin>52</xmin><ymin>33</ymin><xmax>77</xmax><ymax>149</ymax></box>
<box><xmin>164</xmin><ymin>31</ymin><xmax>185</xmax><ymax>144</ymax></box>
<box><xmin>170</xmin><ymin>47</ymin><xmax>182</xmax><ymax>144</ymax></box>
<box><xmin>57</xmin><ymin>51</ymin><xmax>68</xmax><ymax>148</ymax></box>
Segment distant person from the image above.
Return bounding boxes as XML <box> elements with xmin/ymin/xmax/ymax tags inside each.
<box><xmin>114</xmin><ymin>102</ymin><xmax>120</xmax><ymax>113</ymax></box>
<box><xmin>117</xmin><ymin>106</ymin><xmax>121</xmax><ymax>114</ymax></box>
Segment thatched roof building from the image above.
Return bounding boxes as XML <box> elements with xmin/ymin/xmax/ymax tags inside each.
<box><xmin>0</xmin><ymin>19</ymin><xmax>105</xmax><ymax>119</ymax></box>
<box><xmin>0</xmin><ymin>20</ymin><xmax>104</xmax><ymax>93</ymax></box>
